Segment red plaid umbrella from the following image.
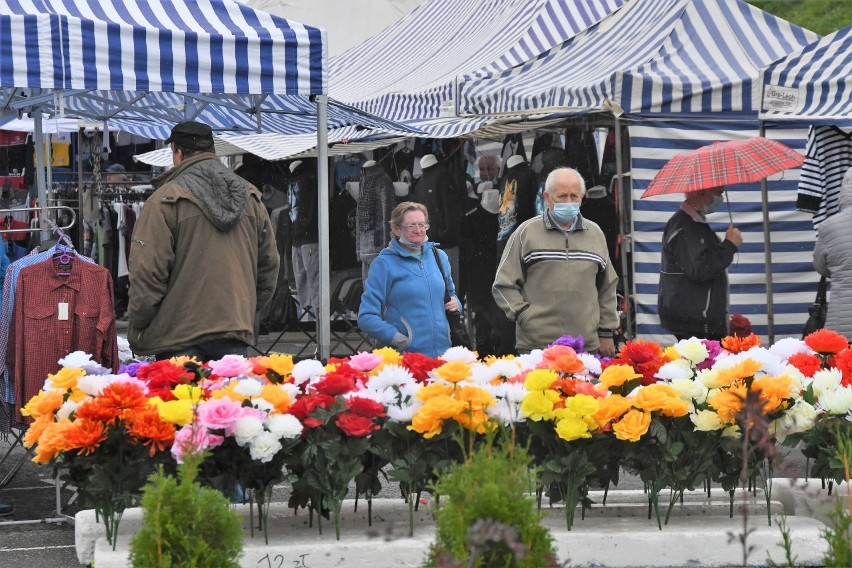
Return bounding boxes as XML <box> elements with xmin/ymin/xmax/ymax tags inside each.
<box><xmin>641</xmin><ymin>137</ymin><xmax>804</xmax><ymax>199</ymax></box>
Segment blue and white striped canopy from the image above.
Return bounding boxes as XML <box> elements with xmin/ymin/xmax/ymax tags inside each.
<box><xmin>458</xmin><ymin>0</ymin><xmax>817</xmax><ymax>118</ymax></box>
<box><xmin>0</xmin><ymin>0</ymin><xmax>325</xmax><ymax>95</ymax></box>
<box><xmin>0</xmin><ymin>0</ymin><xmax>417</xmax><ymax>139</ymax></box>
<box><xmin>330</xmin><ymin>0</ymin><xmax>624</xmax><ymax>122</ymax></box>
<box><xmin>760</xmin><ymin>25</ymin><xmax>852</xmax><ymax>126</ymax></box>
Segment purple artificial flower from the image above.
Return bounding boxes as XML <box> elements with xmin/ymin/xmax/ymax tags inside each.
<box><xmin>118</xmin><ymin>362</ymin><xmax>142</xmax><ymax>377</ymax></box>
<box><xmin>550</xmin><ymin>334</ymin><xmax>585</xmax><ymax>353</ymax></box>
<box><xmin>696</xmin><ymin>339</ymin><xmax>722</xmax><ymax>370</ymax></box>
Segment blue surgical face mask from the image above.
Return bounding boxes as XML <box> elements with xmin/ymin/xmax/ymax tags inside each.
<box><xmin>551</xmin><ymin>202</ymin><xmax>581</xmax><ymax>223</ymax></box>
<box><xmin>705</xmin><ymin>194</ymin><xmax>724</xmax><ymax>214</ymax></box>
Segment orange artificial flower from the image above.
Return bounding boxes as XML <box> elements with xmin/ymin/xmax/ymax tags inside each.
<box><xmin>751</xmin><ymin>374</ymin><xmax>793</xmax><ymax>414</ymax></box>
<box><xmin>598</xmin><ymin>364</ymin><xmax>642</xmax><ymax>390</ymax></box>
<box><xmin>433</xmin><ymin>360</ymin><xmax>472</xmax><ymax>384</ymax></box>
<box><xmin>208</xmin><ymin>380</ymin><xmax>247</xmax><ymax>403</ymax></box>
<box><xmin>713</xmin><ymin>359</ymin><xmax>764</xmax><ymax>388</ymax></box>
<box><xmin>31</xmin><ymin>420</ymin><xmax>74</xmax><ymax>464</ymax></box>
<box><xmin>634</xmin><ymin>384</ymin><xmax>680</xmax><ymax>413</ymax></box>
<box><xmin>20</xmin><ymin>389</ymin><xmax>64</xmax><ymax>418</ymax></box>
<box><xmin>76</xmin><ymin>381</ymin><xmax>149</xmax><ymax>423</ymax></box>
<box><xmin>541</xmin><ymin>345</ymin><xmax>586</xmax><ymax>375</ymax></box>
<box><xmin>721</xmin><ymin>333</ymin><xmax>761</xmax><ymax>354</ymax></box>
<box><xmin>612</xmin><ymin>409</ymin><xmax>652</xmax><ymax>442</ymax></box>
<box><xmin>64</xmin><ymin>419</ymin><xmax>107</xmax><ymax>456</ymax></box>
<box><xmin>593</xmin><ymin>394</ymin><xmax>633</xmax><ymax>428</ymax></box>
<box><xmin>127</xmin><ymin>408</ymin><xmax>176</xmax><ymax>456</ymax></box>
<box><xmin>415</xmin><ymin>382</ymin><xmax>454</xmax><ymax>402</ymax></box>
<box><xmin>23</xmin><ymin>414</ymin><xmax>54</xmax><ymax>448</ymax></box>
<box><xmin>804</xmin><ymin>329</ymin><xmax>849</xmax><ymax>355</ymax></box>
<box><xmin>708</xmin><ymin>382</ymin><xmax>748</xmax><ymax>423</ymax></box>
<box><xmin>786</xmin><ymin>352</ymin><xmax>822</xmax><ymax>377</ymax></box>
<box><xmin>260</xmin><ymin>384</ymin><xmax>292</xmax><ymax>414</ymax></box>
<box><xmin>660</xmin><ymin>397</ymin><xmax>690</xmax><ymax>418</ymax></box>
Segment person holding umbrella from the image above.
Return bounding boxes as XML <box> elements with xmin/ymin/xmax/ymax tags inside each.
<box><xmin>657</xmin><ymin>186</ymin><xmax>743</xmax><ymax>340</ymax></box>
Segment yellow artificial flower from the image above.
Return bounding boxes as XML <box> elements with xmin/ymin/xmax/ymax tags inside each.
<box><xmin>660</xmin><ymin>397</ymin><xmax>690</xmax><ymax>418</ymax></box>
<box><xmin>261</xmin><ymin>353</ymin><xmax>295</xmax><ymax>377</ymax></box>
<box><xmin>564</xmin><ymin>393</ymin><xmax>600</xmax><ymax>418</ymax></box>
<box><xmin>48</xmin><ymin>367</ymin><xmax>85</xmax><ymax>390</ymax></box>
<box><xmin>634</xmin><ymin>384</ymin><xmax>680</xmax><ymax>413</ymax></box>
<box><xmin>524</xmin><ymin>369</ymin><xmax>558</xmax><ymax>391</ymax></box>
<box><xmin>422</xmin><ymin>395</ymin><xmax>468</xmax><ymax>420</ymax></box>
<box><xmin>520</xmin><ymin>390</ymin><xmax>560</xmax><ymax>421</ymax></box>
<box><xmin>690</xmin><ymin>409</ymin><xmax>725</xmax><ymax>431</ymax></box>
<box><xmin>598</xmin><ymin>364</ymin><xmax>642</xmax><ymax>390</ymax></box>
<box><xmin>612</xmin><ymin>409</ymin><xmax>652</xmax><ymax>442</ymax></box>
<box><xmin>208</xmin><ymin>381</ymin><xmax>247</xmax><ymax>403</ymax></box>
<box><xmin>434</xmin><ymin>360</ymin><xmax>472</xmax><ymax>384</ymax></box>
<box><xmin>711</xmin><ymin>359</ymin><xmax>763</xmax><ymax>389</ymax></box>
<box><xmin>153</xmin><ymin>398</ymin><xmax>194</xmax><ymax>426</ymax></box>
<box><xmin>68</xmin><ymin>387</ymin><xmax>89</xmax><ymax>403</ymax></box>
<box><xmin>456</xmin><ymin>408</ymin><xmax>496</xmax><ymax>435</ymax></box>
<box><xmin>593</xmin><ymin>394</ymin><xmax>633</xmax><ymax>428</ymax></box>
<box><xmin>408</xmin><ymin>411</ymin><xmax>444</xmax><ymax>439</ymax></box>
<box><xmin>415</xmin><ymin>382</ymin><xmax>454</xmax><ymax>402</ymax></box>
<box><xmin>172</xmin><ymin>384</ymin><xmax>204</xmax><ymax>403</ymax></box>
<box><xmin>169</xmin><ymin>355</ymin><xmax>199</xmax><ymax>367</ymax></box>
<box><xmin>372</xmin><ymin>347</ymin><xmax>402</xmax><ymax>366</ymax></box>
<box><xmin>663</xmin><ymin>346</ymin><xmax>680</xmax><ymax>362</ymax></box>
<box><xmin>555</xmin><ymin>414</ymin><xmax>592</xmax><ymax>441</ymax></box>
<box><xmin>456</xmin><ymin>385</ymin><xmax>496</xmax><ymax>410</ymax></box>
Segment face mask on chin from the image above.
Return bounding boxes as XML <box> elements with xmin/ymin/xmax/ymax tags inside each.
<box><xmin>551</xmin><ymin>202</ymin><xmax>580</xmax><ymax>223</ymax></box>
<box><xmin>398</xmin><ymin>233</ymin><xmax>428</xmax><ymax>249</ymax></box>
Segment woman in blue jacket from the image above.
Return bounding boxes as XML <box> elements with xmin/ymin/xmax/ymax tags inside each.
<box><xmin>358</xmin><ymin>201</ymin><xmax>460</xmax><ymax>358</ymax></box>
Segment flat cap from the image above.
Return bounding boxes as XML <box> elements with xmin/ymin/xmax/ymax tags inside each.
<box><xmin>165</xmin><ymin>121</ymin><xmax>214</xmax><ymax>151</ymax></box>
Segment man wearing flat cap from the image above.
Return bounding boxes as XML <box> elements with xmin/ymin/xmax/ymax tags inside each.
<box><xmin>128</xmin><ymin>121</ymin><xmax>279</xmax><ymax>360</ymax></box>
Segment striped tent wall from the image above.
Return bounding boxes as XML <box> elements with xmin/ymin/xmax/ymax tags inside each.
<box><xmin>629</xmin><ymin>119</ymin><xmax>817</xmax><ymax>343</ymax></box>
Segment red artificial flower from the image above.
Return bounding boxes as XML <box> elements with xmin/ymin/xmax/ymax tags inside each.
<box><xmin>786</xmin><ymin>352</ymin><xmax>822</xmax><ymax>378</ymax></box>
<box><xmin>312</xmin><ymin>373</ymin><xmax>356</xmax><ymax>396</ymax></box>
<box><xmin>729</xmin><ymin>313</ymin><xmax>753</xmax><ymax>338</ymax></box>
<box><xmin>288</xmin><ymin>393</ymin><xmax>334</xmax><ymax>428</ymax></box>
<box><xmin>335</xmin><ymin>413</ymin><xmax>379</xmax><ymax>437</ymax></box>
<box><xmin>804</xmin><ymin>329</ymin><xmax>850</xmax><ymax>355</ymax></box>
<box><xmin>402</xmin><ymin>352</ymin><xmax>444</xmax><ymax>382</ymax></box>
<box><xmin>327</xmin><ymin>356</ymin><xmax>350</xmax><ymax>366</ymax></box>
<box><xmin>249</xmin><ymin>357</ymin><xmax>268</xmax><ymax>376</ymax></box>
<box><xmin>136</xmin><ymin>361</ymin><xmax>194</xmax><ymax>401</ymax></box>
<box><xmin>613</xmin><ymin>340</ymin><xmax>664</xmax><ymax>385</ymax></box>
<box><xmin>832</xmin><ymin>348</ymin><xmax>852</xmax><ymax>387</ymax></box>
<box><xmin>347</xmin><ymin>396</ymin><xmax>386</xmax><ymax>419</ymax></box>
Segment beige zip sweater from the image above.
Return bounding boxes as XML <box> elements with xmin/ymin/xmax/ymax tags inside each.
<box><xmin>492</xmin><ymin>212</ymin><xmax>618</xmax><ymax>353</ymax></box>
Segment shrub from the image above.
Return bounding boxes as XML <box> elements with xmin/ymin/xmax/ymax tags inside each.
<box><xmin>425</xmin><ymin>430</ymin><xmax>557</xmax><ymax>567</ymax></box>
<box><xmin>129</xmin><ymin>451</ymin><xmax>243</xmax><ymax>567</ymax></box>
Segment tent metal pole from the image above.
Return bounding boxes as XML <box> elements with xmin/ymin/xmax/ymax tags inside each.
<box><xmin>613</xmin><ymin>114</ymin><xmax>633</xmax><ymax>339</ymax></box>
<box><xmin>32</xmin><ymin>107</ymin><xmax>50</xmax><ymax>242</ymax></box>
<box><xmin>316</xmin><ymin>95</ymin><xmax>330</xmax><ymax>360</ymax></box>
<box><xmin>759</xmin><ymin>122</ymin><xmax>775</xmax><ymax>342</ymax></box>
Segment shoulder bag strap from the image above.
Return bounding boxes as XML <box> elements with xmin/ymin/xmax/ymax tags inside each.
<box><xmin>431</xmin><ymin>247</ymin><xmax>452</xmax><ymax>303</ymax></box>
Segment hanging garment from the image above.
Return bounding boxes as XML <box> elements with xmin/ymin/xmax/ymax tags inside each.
<box><xmin>288</xmin><ymin>160</ymin><xmax>319</xmax><ymax>246</ymax></box>
<box><xmin>499</xmin><ymin>134</ymin><xmax>526</xmax><ymax>178</ymax></box>
<box><xmin>412</xmin><ymin>161</ymin><xmax>460</xmax><ymax>247</ymax></box>
<box><xmin>357</xmin><ymin>163</ymin><xmax>395</xmax><ymax>262</ymax></box>
<box><xmin>10</xmin><ymin>257</ymin><xmax>118</xmax><ymax>423</ymax></box>
<box><xmin>797</xmin><ymin>126</ymin><xmax>852</xmax><ymax>231</ymax></box>
<box><xmin>335</xmin><ymin>154</ymin><xmax>366</xmax><ymax>195</ymax></box>
<box><xmin>496</xmin><ymin>162</ymin><xmax>539</xmax><ymax>248</ymax></box>
<box><xmin>564</xmin><ymin>125</ymin><xmax>601</xmax><ymax>188</ymax></box>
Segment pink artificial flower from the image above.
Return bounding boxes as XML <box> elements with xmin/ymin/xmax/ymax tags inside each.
<box><xmin>171</xmin><ymin>424</ymin><xmax>225</xmax><ymax>463</ymax></box>
<box><xmin>207</xmin><ymin>355</ymin><xmax>254</xmax><ymax>378</ymax></box>
<box><xmin>196</xmin><ymin>397</ymin><xmax>245</xmax><ymax>432</ymax></box>
<box><xmin>348</xmin><ymin>352</ymin><xmax>383</xmax><ymax>373</ymax></box>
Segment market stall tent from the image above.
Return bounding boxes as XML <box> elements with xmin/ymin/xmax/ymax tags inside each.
<box><xmin>455</xmin><ymin>0</ymin><xmax>819</xmax><ymax>342</ymax></box>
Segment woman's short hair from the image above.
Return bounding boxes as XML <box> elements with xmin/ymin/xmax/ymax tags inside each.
<box><xmin>390</xmin><ymin>201</ymin><xmax>429</xmax><ymax>228</ymax></box>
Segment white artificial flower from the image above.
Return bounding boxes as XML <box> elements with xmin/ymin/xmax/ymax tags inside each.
<box><xmin>819</xmin><ymin>387</ymin><xmax>852</xmax><ymax>415</ymax></box>
<box><xmin>280</xmin><ymin>383</ymin><xmax>300</xmax><ymax>400</ymax></box>
<box><xmin>58</xmin><ymin>351</ymin><xmax>93</xmax><ymax>369</ymax></box>
<box><xmin>56</xmin><ymin>399</ymin><xmax>82</xmax><ymax>420</ymax></box>
<box><xmin>291</xmin><ymin>359</ymin><xmax>327</xmax><ymax>386</ymax></box>
<box><xmin>779</xmin><ymin>399</ymin><xmax>817</xmax><ymax>434</ymax></box>
<box><xmin>366</xmin><ymin>364</ymin><xmax>414</xmax><ymax>390</ymax></box>
<box><xmin>655</xmin><ymin>359</ymin><xmax>694</xmax><ymax>382</ymax></box>
<box><xmin>265</xmin><ymin>413</ymin><xmax>303</xmax><ymax>439</ymax></box>
<box><xmin>722</xmin><ymin>424</ymin><xmax>741</xmax><ymax>438</ymax></box>
<box><xmin>768</xmin><ymin>337</ymin><xmax>813</xmax><ymax>360</ymax></box>
<box><xmin>386</xmin><ymin>403</ymin><xmax>420</xmax><ymax>423</ymax></box>
<box><xmin>674</xmin><ymin>338</ymin><xmax>709</xmax><ymax>364</ymax></box>
<box><xmin>75</xmin><ymin>374</ymin><xmax>113</xmax><ymax>396</ymax></box>
<box><xmin>516</xmin><ymin>350</ymin><xmax>544</xmax><ymax>371</ymax></box>
<box><xmin>488</xmin><ymin>399</ymin><xmax>524</xmax><ymax>426</ymax></box>
<box><xmin>811</xmin><ymin>369</ymin><xmax>843</xmax><ymax>398</ymax></box>
<box><xmin>696</xmin><ymin>368</ymin><xmax>724</xmax><ymax>389</ymax></box>
<box><xmin>489</xmin><ymin>382</ymin><xmax>527</xmax><ymax>404</ymax></box>
<box><xmin>345</xmin><ymin>388</ymin><xmax>393</xmax><ymax>406</ymax></box>
<box><xmin>670</xmin><ymin>378</ymin><xmax>708</xmax><ymax>403</ymax></box>
<box><xmin>233</xmin><ymin>377</ymin><xmax>264</xmax><ymax>397</ymax></box>
<box><xmin>249</xmin><ymin>431</ymin><xmax>283</xmax><ymax>463</ymax></box>
<box><xmin>233</xmin><ymin>416</ymin><xmax>265</xmax><ymax>446</ymax></box>
<box><xmin>577</xmin><ymin>353</ymin><xmax>602</xmax><ymax>376</ymax></box>
<box><xmin>440</xmin><ymin>346</ymin><xmax>479</xmax><ymax>363</ymax></box>
<box><xmin>469</xmin><ymin>362</ymin><xmax>500</xmax><ymax>386</ymax></box>
<box><xmin>486</xmin><ymin>358</ymin><xmax>526</xmax><ymax>381</ymax></box>
<box><xmin>251</xmin><ymin>398</ymin><xmax>274</xmax><ymax>413</ymax></box>
<box><xmin>690</xmin><ymin>410</ymin><xmax>725</xmax><ymax>431</ymax></box>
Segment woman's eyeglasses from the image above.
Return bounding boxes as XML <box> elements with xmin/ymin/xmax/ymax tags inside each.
<box><xmin>401</xmin><ymin>223</ymin><xmax>430</xmax><ymax>232</ymax></box>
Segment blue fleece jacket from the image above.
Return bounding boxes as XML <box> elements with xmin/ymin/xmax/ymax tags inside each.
<box><xmin>358</xmin><ymin>239</ymin><xmax>459</xmax><ymax>358</ymax></box>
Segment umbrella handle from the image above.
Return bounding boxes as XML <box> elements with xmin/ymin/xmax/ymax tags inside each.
<box><xmin>724</xmin><ymin>190</ymin><xmax>733</xmax><ymax>225</ymax></box>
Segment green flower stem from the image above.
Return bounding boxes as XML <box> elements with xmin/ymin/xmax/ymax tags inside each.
<box><xmin>407</xmin><ymin>492</ymin><xmax>415</xmax><ymax>538</ymax></box>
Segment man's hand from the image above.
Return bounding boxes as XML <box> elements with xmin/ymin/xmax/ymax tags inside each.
<box><xmin>598</xmin><ymin>337</ymin><xmax>616</xmax><ymax>357</ymax></box>
<box><xmin>725</xmin><ymin>225</ymin><xmax>743</xmax><ymax>247</ymax></box>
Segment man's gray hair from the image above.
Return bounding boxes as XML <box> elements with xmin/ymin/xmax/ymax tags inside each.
<box><xmin>544</xmin><ymin>167</ymin><xmax>586</xmax><ymax>196</ymax></box>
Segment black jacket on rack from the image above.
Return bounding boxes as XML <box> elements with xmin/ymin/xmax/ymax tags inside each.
<box><xmin>357</xmin><ymin>163</ymin><xmax>395</xmax><ymax>261</ymax></box>
<box><xmin>288</xmin><ymin>160</ymin><xmax>318</xmax><ymax>246</ymax></box>
<box><xmin>412</xmin><ymin>161</ymin><xmax>459</xmax><ymax>247</ymax></box>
